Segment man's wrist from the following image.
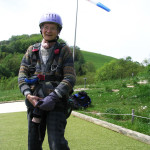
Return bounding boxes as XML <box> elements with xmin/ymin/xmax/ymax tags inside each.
<box><xmin>24</xmin><ymin>90</ymin><xmax>31</xmax><ymax>98</ymax></box>
<box><xmin>26</xmin><ymin>94</ymin><xmax>32</xmax><ymax>99</ymax></box>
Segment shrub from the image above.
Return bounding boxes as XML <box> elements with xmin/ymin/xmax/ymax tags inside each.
<box><xmin>96</xmin><ymin>57</ymin><xmax>144</xmax><ymax>81</ymax></box>
<box><xmin>0</xmin><ymin>77</ymin><xmax>18</xmax><ymax>90</ymax></box>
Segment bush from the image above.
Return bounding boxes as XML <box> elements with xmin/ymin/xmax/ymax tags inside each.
<box><xmin>137</xmin><ymin>84</ymin><xmax>150</xmax><ymax>98</ymax></box>
<box><xmin>0</xmin><ymin>77</ymin><xmax>18</xmax><ymax>90</ymax></box>
<box><xmin>1</xmin><ymin>53</ymin><xmax>23</xmax><ymax>77</ymax></box>
<box><xmin>76</xmin><ymin>73</ymin><xmax>96</xmax><ymax>85</ymax></box>
<box><xmin>96</xmin><ymin>57</ymin><xmax>144</xmax><ymax>81</ymax></box>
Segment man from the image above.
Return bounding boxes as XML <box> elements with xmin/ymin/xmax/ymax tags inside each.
<box><xmin>18</xmin><ymin>12</ymin><xmax>76</xmax><ymax>150</ymax></box>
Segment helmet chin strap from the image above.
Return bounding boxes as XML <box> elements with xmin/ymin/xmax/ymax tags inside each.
<box><xmin>47</xmin><ymin>36</ymin><xmax>59</xmax><ymax>43</ymax></box>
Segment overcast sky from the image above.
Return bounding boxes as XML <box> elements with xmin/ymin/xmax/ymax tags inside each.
<box><xmin>0</xmin><ymin>0</ymin><xmax>150</xmax><ymax>63</ymax></box>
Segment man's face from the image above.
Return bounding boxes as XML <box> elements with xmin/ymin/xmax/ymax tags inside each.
<box><xmin>41</xmin><ymin>23</ymin><xmax>59</xmax><ymax>41</ymax></box>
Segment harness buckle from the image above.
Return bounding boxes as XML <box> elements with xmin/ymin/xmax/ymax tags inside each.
<box><xmin>51</xmin><ymin>65</ymin><xmax>58</xmax><ymax>71</ymax></box>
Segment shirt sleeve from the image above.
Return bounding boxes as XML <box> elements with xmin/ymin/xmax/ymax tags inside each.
<box><xmin>18</xmin><ymin>46</ymin><xmax>33</xmax><ymax>95</ymax></box>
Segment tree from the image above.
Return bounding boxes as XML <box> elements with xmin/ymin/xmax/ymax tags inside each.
<box><xmin>142</xmin><ymin>58</ymin><xmax>150</xmax><ymax>66</ymax></box>
<box><xmin>125</xmin><ymin>56</ymin><xmax>132</xmax><ymax>61</ymax></box>
<box><xmin>0</xmin><ymin>64</ymin><xmax>11</xmax><ymax>78</ymax></box>
<box><xmin>1</xmin><ymin>53</ymin><xmax>23</xmax><ymax>77</ymax></box>
<box><xmin>0</xmin><ymin>34</ymin><xmax>42</xmax><ymax>53</ymax></box>
<box><xmin>70</xmin><ymin>46</ymin><xmax>86</xmax><ymax>76</ymax></box>
<box><xmin>96</xmin><ymin>57</ymin><xmax>144</xmax><ymax>81</ymax></box>
<box><xmin>84</xmin><ymin>62</ymin><xmax>96</xmax><ymax>73</ymax></box>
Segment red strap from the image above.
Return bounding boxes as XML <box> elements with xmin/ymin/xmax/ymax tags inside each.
<box><xmin>54</xmin><ymin>49</ymin><xmax>60</xmax><ymax>55</ymax></box>
<box><xmin>32</xmin><ymin>49</ymin><xmax>39</xmax><ymax>52</ymax></box>
<box><xmin>37</xmin><ymin>74</ymin><xmax>45</xmax><ymax>81</ymax></box>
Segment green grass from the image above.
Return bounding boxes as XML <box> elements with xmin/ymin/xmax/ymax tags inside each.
<box><xmin>74</xmin><ymin>78</ymin><xmax>150</xmax><ymax>135</ymax></box>
<box><xmin>81</xmin><ymin>50</ymin><xmax>116</xmax><ymax>70</ymax></box>
<box><xmin>0</xmin><ymin>89</ymin><xmax>24</xmax><ymax>102</ymax></box>
<box><xmin>0</xmin><ymin>112</ymin><xmax>150</xmax><ymax>150</ymax></box>
<box><xmin>0</xmin><ymin>78</ymin><xmax>150</xmax><ymax>135</ymax></box>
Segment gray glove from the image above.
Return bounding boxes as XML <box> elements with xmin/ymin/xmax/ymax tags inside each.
<box><xmin>36</xmin><ymin>92</ymin><xmax>60</xmax><ymax>111</ymax></box>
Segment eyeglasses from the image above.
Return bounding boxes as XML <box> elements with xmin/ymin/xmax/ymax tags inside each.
<box><xmin>43</xmin><ymin>25</ymin><xmax>58</xmax><ymax>32</ymax></box>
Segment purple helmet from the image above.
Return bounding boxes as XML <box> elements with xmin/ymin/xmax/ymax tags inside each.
<box><xmin>39</xmin><ymin>12</ymin><xmax>63</xmax><ymax>32</ymax></box>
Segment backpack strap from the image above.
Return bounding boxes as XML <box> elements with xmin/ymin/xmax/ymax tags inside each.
<box><xmin>53</xmin><ymin>42</ymin><xmax>66</xmax><ymax>62</ymax></box>
<box><xmin>28</xmin><ymin>43</ymin><xmax>41</xmax><ymax>76</ymax></box>
<box><xmin>31</xmin><ymin>43</ymin><xmax>41</xmax><ymax>66</ymax></box>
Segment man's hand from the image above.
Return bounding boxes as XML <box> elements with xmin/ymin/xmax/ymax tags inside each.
<box><xmin>27</xmin><ymin>94</ymin><xmax>42</xmax><ymax>107</ymax></box>
<box><xmin>37</xmin><ymin>92</ymin><xmax>60</xmax><ymax>111</ymax></box>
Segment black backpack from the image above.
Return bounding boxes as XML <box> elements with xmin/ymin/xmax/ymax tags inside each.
<box><xmin>69</xmin><ymin>91</ymin><xmax>91</xmax><ymax>109</ymax></box>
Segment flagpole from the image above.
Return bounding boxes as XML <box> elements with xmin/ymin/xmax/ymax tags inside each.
<box><xmin>73</xmin><ymin>0</ymin><xmax>78</xmax><ymax>61</ymax></box>
<box><xmin>73</xmin><ymin>0</ymin><xmax>110</xmax><ymax>61</ymax></box>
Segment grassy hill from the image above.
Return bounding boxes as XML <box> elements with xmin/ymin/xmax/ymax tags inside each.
<box><xmin>81</xmin><ymin>50</ymin><xmax>117</xmax><ymax>70</ymax></box>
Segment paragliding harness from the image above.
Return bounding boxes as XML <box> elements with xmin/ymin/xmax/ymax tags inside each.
<box><xmin>25</xmin><ymin>42</ymin><xmax>73</xmax><ymax>118</ymax></box>
<box><xmin>69</xmin><ymin>91</ymin><xmax>91</xmax><ymax>110</ymax></box>
<box><xmin>25</xmin><ymin>42</ymin><xmax>66</xmax><ymax>94</ymax></box>
<box><xmin>26</xmin><ymin>42</ymin><xmax>66</xmax><ymax>86</ymax></box>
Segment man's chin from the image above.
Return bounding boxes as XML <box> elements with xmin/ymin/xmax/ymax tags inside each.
<box><xmin>45</xmin><ymin>37</ymin><xmax>55</xmax><ymax>41</ymax></box>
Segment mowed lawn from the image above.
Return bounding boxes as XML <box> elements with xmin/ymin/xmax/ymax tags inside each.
<box><xmin>0</xmin><ymin>112</ymin><xmax>150</xmax><ymax>150</ymax></box>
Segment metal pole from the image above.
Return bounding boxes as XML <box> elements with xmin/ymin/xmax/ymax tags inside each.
<box><xmin>132</xmin><ymin>109</ymin><xmax>135</xmax><ymax>124</ymax></box>
<box><xmin>84</xmin><ymin>78</ymin><xmax>87</xmax><ymax>88</ymax></box>
<box><xmin>73</xmin><ymin>0</ymin><xmax>78</xmax><ymax>61</ymax></box>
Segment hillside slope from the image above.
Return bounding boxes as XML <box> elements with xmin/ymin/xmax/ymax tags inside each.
<box><xmin>81</xmin><ymin>50</ymin><xmax>117</xmax><ymax>70</ymax></box>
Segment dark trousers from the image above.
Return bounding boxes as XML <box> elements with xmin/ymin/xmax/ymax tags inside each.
<box><xmin>27</xmin><ymin>109</ymin><xmax>70</xmax><ymax>150</ymax></box>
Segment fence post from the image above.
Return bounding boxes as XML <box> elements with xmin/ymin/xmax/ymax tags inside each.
<box><xmin>83</xmin><ymin>78</ymin><xmax>87</xmax><ymax>88</ymax></box>
<box><xmin>132</xmin><ymin>109</ymin><xmax>135</xmax><ymax>124</ymax></box>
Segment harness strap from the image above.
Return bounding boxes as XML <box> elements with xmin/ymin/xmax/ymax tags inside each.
<box><xmin>28</xmin><ymin>43</ymin><xmax>41</xmax><ymax>76</ymax></box>
<box><xmin>54</xmin><ymin>43</ymin><xmax>66</xmax><ymax>63</ymax></box>
<box><xmin>45</xmin><ymin>75</ymin><xmax>62</xmax><ymax>82</ymax></box>
<box><xmin>31</xmin><ymin>43</ymin><xmax>41</xmax><ymax>66</ymax></box>
<box><xmin>30</xmin><ymin>42</ymin><xmax>66</xmax><ymax>74</ymax></box>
